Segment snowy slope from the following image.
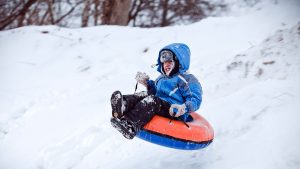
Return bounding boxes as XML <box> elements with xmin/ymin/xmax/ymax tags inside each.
<box><xmin>0</xmin><ymin>1</ymin><xmax>300</xmax><ymax>169</ymax></box>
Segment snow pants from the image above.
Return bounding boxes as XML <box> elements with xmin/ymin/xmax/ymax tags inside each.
<box><xmin>122</xmin><ymin>92</ymin><xmax>171</xmax><ymax>130</ymax></box>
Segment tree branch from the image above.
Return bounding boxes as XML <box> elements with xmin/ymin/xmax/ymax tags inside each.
<box><xmin>0</xmin><ymin>0</ymin><xmax>38</xmax><ymax>30</ymax></box>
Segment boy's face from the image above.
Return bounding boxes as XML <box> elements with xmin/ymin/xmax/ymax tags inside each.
<box><xmin>163</xmin><ymin>61</ymin><xmax>175</xmax><ymax>76</ymax></box>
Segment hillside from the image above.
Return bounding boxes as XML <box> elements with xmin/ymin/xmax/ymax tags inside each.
<box><xmin>0</xmin><ymin>1</ymin><xmax>299</xmax><ymax>169</ymax></box>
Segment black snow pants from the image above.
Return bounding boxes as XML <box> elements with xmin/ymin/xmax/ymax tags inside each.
<box><xmin>122</xmin><ymin>92</ymin><xmax>171</xmax><ymax>130</ymax></box>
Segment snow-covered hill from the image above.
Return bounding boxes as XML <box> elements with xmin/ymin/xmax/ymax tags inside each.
<box><xmin>0</xmin><ymin>1</ymin><xmax>300</xmax><ymax>169</ymax></box>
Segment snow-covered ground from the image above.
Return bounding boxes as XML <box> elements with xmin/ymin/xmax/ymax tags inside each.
<box><xmin>0</xmin><ymin>1</ymin><xmax>300</xmax><ymax>169</ymax></box>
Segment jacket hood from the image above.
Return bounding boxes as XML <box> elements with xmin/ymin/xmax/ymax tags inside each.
<box><xmin>157</xmin><ymin>43</ymin><xmax>190</xmax><ymax>74</ymax></box>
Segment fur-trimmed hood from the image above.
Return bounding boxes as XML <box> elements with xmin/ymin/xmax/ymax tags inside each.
<box><xmin>157</xmin><ymin>43</ymin><xmax>191</xmax><ymax>74</ymax></box>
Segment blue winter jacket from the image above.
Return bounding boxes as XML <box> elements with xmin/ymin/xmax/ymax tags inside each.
<box><xmin>147</xmin><ymin>43</ymin><xmax>202</xmax><ymax>121</ymax></box>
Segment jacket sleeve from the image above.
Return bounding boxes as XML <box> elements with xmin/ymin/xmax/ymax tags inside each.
<box><xmin>178</xmin><ymin>74</ymin><xmax>202</xmax><ymax>113</ymax></box>
<box><xmin>147</xmin><ymin>75</ymin><xmax>164</xmax><ymax>95</ymax></box>
<box><xmin>146</xmin><ymin>80</ymin><xmax>156</xmax><ymax>95</ymax></box>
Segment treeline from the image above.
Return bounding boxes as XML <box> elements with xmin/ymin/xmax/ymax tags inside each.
<box><xmin>0</xmin><ymin>0</ymin><xmax>225</xmax><ymax>30</ymax></box>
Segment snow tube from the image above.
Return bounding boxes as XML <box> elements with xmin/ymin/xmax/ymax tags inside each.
<box><xmin>136</xmin><ymin>112</ymin><xmax>214</xmax><ymax>150</ymax></box>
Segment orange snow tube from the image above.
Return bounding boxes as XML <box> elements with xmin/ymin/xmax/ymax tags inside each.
<box><xmin>136</xmin><ymin>112</ymin><xmax>214</xmax><ymax>150</ymax></box>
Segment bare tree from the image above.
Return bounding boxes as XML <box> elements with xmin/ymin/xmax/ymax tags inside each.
<box><xmin>0</xmin><ymin>0</ymin><xmax>84</xmax><ymax>30</ymax></box>
<box><xmin>0</xmin><ymin>0</ymin><xmax>38</xmax><ymax>30</ymax></box>
<box><xmin>128</xmin><ymin>0</ymin><xmax>222</xmax><ymax>27</ymax></box>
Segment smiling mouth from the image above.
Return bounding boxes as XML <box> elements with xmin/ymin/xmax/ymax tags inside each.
<box><xmin>163</xmin><ymin>62</ymin><xmax>175</xmax><ymax>75</ymax></box>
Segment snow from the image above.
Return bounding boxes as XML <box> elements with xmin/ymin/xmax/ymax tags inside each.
<box><xmin>0</xmin><ymin>0</ymin><xmax>300</xmax><ymax>169</ymax></box>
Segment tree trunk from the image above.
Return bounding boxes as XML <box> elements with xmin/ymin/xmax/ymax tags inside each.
<box><xmin>161</xmin><ymin>0</ymin><xmax>169</xmax><ymax>27</ymax></box>
<box><xmin>93</xmin><ymin>0</ymin><xmax>101</xmax><ymax>25</ymax></box>
<box><xmin>81</xmin><ymin>0</ymin><xmax>92</xmax><ymax>27</ymax></box>
<box><xmin>102</xmin><ymin>0</ymin><xmax>131</xmax><ymax>26</ymax></box>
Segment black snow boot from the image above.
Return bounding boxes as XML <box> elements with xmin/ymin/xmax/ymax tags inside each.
<box><xmin>111</xmin><ymin>91</ymin><xmax>126</xmax><ymax>119</ymax></box>
<box><xmin>110</xmin><ymin>117</ymin><xmax>137</xmax><ymax>139</ymax></box>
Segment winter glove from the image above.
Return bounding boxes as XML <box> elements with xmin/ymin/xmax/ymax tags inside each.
<box><xmin>135</xmin><ymin>72</ymin><xmax>150</xmax><ymax>87</ymax></box>
<box><xmin>169</xmin><ymin>104</ymin><xmax>186</xmax><ymax>117</ymax></box>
